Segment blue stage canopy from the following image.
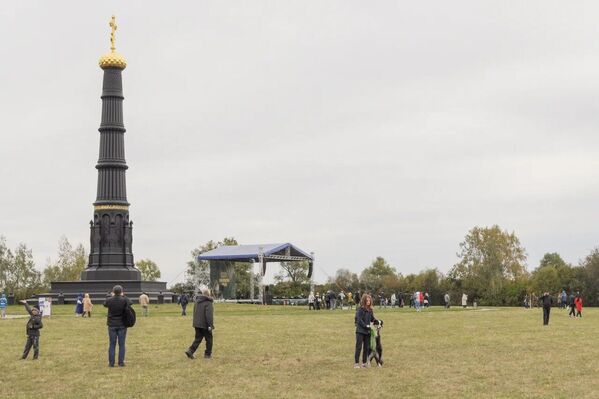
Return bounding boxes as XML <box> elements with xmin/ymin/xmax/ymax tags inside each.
<box><xmin>197</xmin><ymin>243</ymin><xmax>313</xmax><ymax>263</ymax></box>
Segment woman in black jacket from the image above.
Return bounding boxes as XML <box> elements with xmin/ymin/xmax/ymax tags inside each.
<box><xmin>354</xmin><ymin>294</ymin><xmax>376</xmax><ymax>368</ymax></box>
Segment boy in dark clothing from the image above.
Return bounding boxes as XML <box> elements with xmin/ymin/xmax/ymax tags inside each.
<box><xmin>19</xmin><ymin>300</ymin><xmax>43</xmax><ymax>360</ymax></box>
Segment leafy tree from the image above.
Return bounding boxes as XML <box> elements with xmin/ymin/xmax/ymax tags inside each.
<box><xmin>273</xmin><ymin>261</ymin><xmax>311</xmax><ymax>297</ymax></box>
<box><xmin>276</xmin><ymin>261</ymin><xmax>311</xmax><ymax>284</ymax></box>
<box><xmin>530</xmin><ymin>253</ymin><xmax>573</xmax><ymax>296</ymax></box>
<box><xmin>136</xmin><ymin>259</ymin><xmax>161</xmax><ymax>281</ymax></box>
<box><xmin>169</xmin><ymin>281</ymin><xmax>195</xmax><ymax>294</ymax></box>
<box><xmin>581</xmin><ymin>248</ymin><xmax>599</xmax><ymax>306</ymax></box>
<box><xmin>5</xmin><ymin>243</ymin><xmax>42</xmax><ymax>299</ymax></box>
<box><xmin>330</xmin><ymin>268</ymin><xmax>360</xmax><ymax>292</ymax></box>
<box><xmin>187</xmin><ymin>240</ymin><xmax>219</xmax><ymax>290</ymax></box>
<box><xmin>360</xmin><ymin>257</ymin><xmax>396</xmax><ymax>292</ymax></box>
<box><xmin>539</xmin><ymin>253</ymin><xmax>567</xmax><ymax>269</ymax></box>
<box><xmin>0</xmin><ymin>236</ymin><xmax>13</xmax><ymax>292</ymax></box>
<box><xmin>531</xmin><ymin>266</ymin><xmax>560</xmax><ymax>294</ymax></box>
<box><xmin>449</xmin><ymin>225</ymin><xmax>527</xmax><ymax>305</ymax></box>
<box><xmin>42</xmin><ymin>237</ymin><xmax>86</xmax><ymax>287</ymax></box>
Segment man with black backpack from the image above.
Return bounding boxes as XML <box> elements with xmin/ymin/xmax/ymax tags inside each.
<box><xmin>103</xmin><ymin>285</ymin><xmax>133</xmax><ymax>367</ymax></box>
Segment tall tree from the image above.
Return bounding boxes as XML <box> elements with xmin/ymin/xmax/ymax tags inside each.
<box><xmin>581</xmin><ymin>248</ymin><xmax>599</xmax><ymax>306</ymax></box>
<box><xmin>331</xmin><ymin>268</ymin><xmax>360</xmax><ymax>292</ymax></box>
<box><xmin>360</xmin><ymin>257</ymin><xmax>397</xmax><ymax>293</ymax></box>
<box><xmin>6</xmin><ymin>243</ymin><xmax>42</xmax><ymax>299</ymax></box>
<box><xmin>187</xmin><ymin>240</ymin><xmax>218</xmax><ymax>289</ymax></box>
<box><xmin>0</xmin><ymin>236</ymin><xmax>13</xmax><ymax>292</ymax></box>
<box><xmin>136</xmin><ymin>259</ymin><xmax>161</xmax><ymax>281</ymax></box>
<box><xmin>449</xmin><ymin>225</ymin><xmax>527</xmax><ymax>305</ymax></box>
<box><xmin>42</xmin><ymin>237</ymin><xmax>86</xmax><ymax>287</ymax></box>
<box><xmin>276</xmin><ymin>261</ymin><xmax>311</xmax><ymax>284</ymax></box>
<box><xmin>539</xmin><ymin>253</ymin><xmax>567</xmax><ymax>269</ymax></box>
<box><xmin>531</xmin><ymin>252</ymin><xmax>573</xmax><ymax>295</ymax></box>
<box><xmin>273</xmin><ymin>261</ymin><xmax>311</xmax><ymax>297</ymax></box>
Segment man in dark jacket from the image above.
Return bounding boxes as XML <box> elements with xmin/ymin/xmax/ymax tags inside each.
<box><xmin>541</xmin><ymin>292</ymin><xmax>554</xmax><ymax>325</ymax></box>
<box><xmin>185</xmin><ymin>287</ymin><xmax>214</xmax><ymax>359</ymax></box>
<box><xmin>19</xmin><ymin>300</ymin><xmax>43</xmax><ymax>360</ymax></box>
<box><xmin>103</xmin><ymin>285</ymin><xmax>132</xmax><ymax>367</ymax></box>
<box><xmin>178</xmin><ymin>293</ymin><xmax>189</xmax><ymax>316</ymax></box>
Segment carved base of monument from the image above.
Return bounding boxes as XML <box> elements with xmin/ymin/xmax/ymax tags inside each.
<box><xmin>81</xmin><ymin>266</ymin><xmax>141</xmax><ymax>281</ymax></box>
<box><xmin>46</xmin><ymin>279</ymin><xmax>170</xmax><ymax>304</ymax></box>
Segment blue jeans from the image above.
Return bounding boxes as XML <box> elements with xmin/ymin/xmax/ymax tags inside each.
<box><xmin>108</xmin><ymin>327</ymin><xmax>127</xmax><ymax>366</ymax></box>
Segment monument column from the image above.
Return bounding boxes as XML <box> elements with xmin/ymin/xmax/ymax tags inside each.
<box><xmin>81</xmin><ymin>16</ymin><xmax>140</xmax><ymax>281</ymax></box>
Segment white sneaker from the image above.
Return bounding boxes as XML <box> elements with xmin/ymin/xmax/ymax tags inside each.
<box><xmin>354</xmin><ymin>363</ymin><xmax>360</xmax><ymax>369</ymax></box>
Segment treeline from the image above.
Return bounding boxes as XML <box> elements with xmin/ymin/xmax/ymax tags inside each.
<box><xmin>198</xmin><ymin>226</ymin><xmax>598</xmax><ymax>306</ymax></box>
<box><xmin>5</xmin><ymin>224</ymin><xmax>599</xmax><ymax>306</ymax></box>
<box><xmin>0</xmin><ymin>236</ymin><xmax>161</xmax><ymax>299</ymax></box>
<box><xmin>316</xmin><ymin>226</ymin><xmax>599</xmax><ymax>306</ymax></box>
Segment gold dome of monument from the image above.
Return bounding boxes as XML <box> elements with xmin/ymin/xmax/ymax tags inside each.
<box><xmin>98</xmin><ymin>15</ymin><xmax>127</xmax><ymax>70</ymax></box>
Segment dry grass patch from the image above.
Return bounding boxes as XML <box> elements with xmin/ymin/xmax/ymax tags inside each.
<box><xmin>0</xmin><ymin>304</ymin><xmax>596</xmax><ymax>398</ymax></box>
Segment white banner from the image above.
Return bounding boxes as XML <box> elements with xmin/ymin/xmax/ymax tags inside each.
<box><xmin>45</xmin><ymin>297</ymin><xmax>52</xmax><ymax>317</ymax></box>
<box><xmin>38</xmin><ymin>297</ymin><xmax>52</xmax><ymax>317</ymax></box>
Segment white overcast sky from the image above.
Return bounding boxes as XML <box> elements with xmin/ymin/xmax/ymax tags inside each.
<box><xmin>2</xmin><ymin>2</ymin><xmax>599</xmax><ymax>285</ymax></box>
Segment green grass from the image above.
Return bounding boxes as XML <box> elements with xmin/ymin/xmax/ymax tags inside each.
<box><xmin>0</xmin><ymin>303</ymin><xmax>595</xmax><ymax>398</ymax></box>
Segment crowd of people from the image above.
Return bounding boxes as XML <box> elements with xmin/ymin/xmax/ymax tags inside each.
<box><xmin>8</xmin><ymin>285</ymin><xmax>589</xmax><ymax>368</ymax></box>
<box><xmin>11</xmin><ymin>285</ymin><xmax>213</xmax><ymax>365</ymax></box>
<box><xmin>307</xmin><ymin>290</ymin><xmax>468</xmax><ymax>311</ymax></box>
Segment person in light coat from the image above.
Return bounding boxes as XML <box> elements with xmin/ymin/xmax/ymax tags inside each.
<box><xmin>139</xmin><ymin>292</ymin><xmax>150</xmax><ymax>317</ymax></box>
<box><xmin>82</xmin><ymin>293</ymin><xmax>93</xmax><ymax>317</ymax></box>
<box><xmin>462</xmin><ymin>293</ymin><xmax>468</xmax><ymax>308</ymax></box>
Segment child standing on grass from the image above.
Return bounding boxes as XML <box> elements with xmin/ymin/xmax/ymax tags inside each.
<box><xmin>19</xmin><ymin>300</ymin><xmax>43</xmax><ymax>360</ymax></box>
<box><xmin>575</xmin><ymin>294</ymin><xmax>583</xmax><ymax>317</ymax></box>
<box><xmin>354</xmin><ymin>294</ymin><xmax>377</xmax><ymax>368</ymax></box>
<box><xmin>83</xmin><ymin>293</ymin><xmax>93</xmax><ymax>317</ymax></box>
<box><xmin>0</xmin><ymin>293</ymin><xmax>7</xmax><ymax>318</ymax></box>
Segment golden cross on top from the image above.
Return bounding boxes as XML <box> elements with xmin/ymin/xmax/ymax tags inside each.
<box><xmin>109</xmin><ymin>15</ymin><xmax>117</xmax><ymax>52</ymax></box>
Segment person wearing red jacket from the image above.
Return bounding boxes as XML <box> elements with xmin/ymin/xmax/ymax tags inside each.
<box><xmin>575</xmin><ymin>294</ymin><xmax>583</xmax><ymax>317</ymax></box>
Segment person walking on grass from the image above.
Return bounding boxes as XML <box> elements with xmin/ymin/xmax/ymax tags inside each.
<box><xmin>139</xmin><ymin>292</ymin><xmax>150</xmax><ymax>317</ymax></box>
<box><xmin>462</xmin><ymin>293</ymin><xmax>468</xmax><ymax>309</ymax></box>
<box><xmin>185</xmin><ymin>286</ymin><xmax>214</xmax><ymax>360</ymax></box>
<box><xmin>19</xmin><ymin>300</ymin><xmax>43</xmax><ymax>360</ymax></box>
<box><xmin>347</xmin><ymin>292</ymin><xmax>354</xmax><ymax>310</ymax></box>
<box><xmin>178</xmin><ymin>292</ymin><xmax>190</xmax><ymax>316</ymax></box>
<box><xmin>103</xmin><ymin>285</ymin><xmax>132</xmax><ymax>367</ymax></box>
<box><xmin>568</xmin><ymin>293</ymin><xmax>576</xmax><ymax>317</ymax></box>
<box><xmin>0</xmin><ymin>293</ymin><xmax>7</xmax><ymax>318</ymax></box>
<box><xmin>82</xmin><ymin>293</ymin><xmax>93</xmax><ymax>318</ymax></box>
<box><xmin>540</xmin><ymin>292</ymin><xmax>554</xmax><ymax>325</ymax></box>
<box><xmin>308</xmin><ymin>291</ymin><xmax>315</xmax><ymax>310</ymax></box>
<box><xmin>354</xmin><ymin>294</ymin><xmax>377</xmax><ymax>369</ymax></box>
<box><xmin>560</xmin><ymin>290</ymin><xmax>567</xmax><ymax>309</ymax></box>
<box><xmin>575</xmin><ymin>294</ymin><xmax>583</xmax><ymax>317</ymax></box>
<box><xmin>444</xmin><ymin>292</ymin><xmax>451</xmax><ymax>309</ymax></box>
<box><xmin>75</xmin><ymin>293</ymin><xmax>84</xmax><ymax>317</ymax></box>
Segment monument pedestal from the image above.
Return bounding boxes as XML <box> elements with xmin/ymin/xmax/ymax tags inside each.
<box><xmin>47</xmin><ymin>280</ymin><xmax>170</xmax><ymax>304</ymax></box>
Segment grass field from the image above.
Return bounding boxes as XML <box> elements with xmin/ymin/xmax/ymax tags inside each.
<box><xmin>0</xmin><ymin>303</ymin><xmax>596</xmax><ymax>398</ymax></box>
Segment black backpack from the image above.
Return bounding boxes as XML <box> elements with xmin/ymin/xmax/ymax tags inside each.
<box><xmin>122</xmin><ymin>302</ymin><xmax>136</xmax><ymax>328</ymax></box>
